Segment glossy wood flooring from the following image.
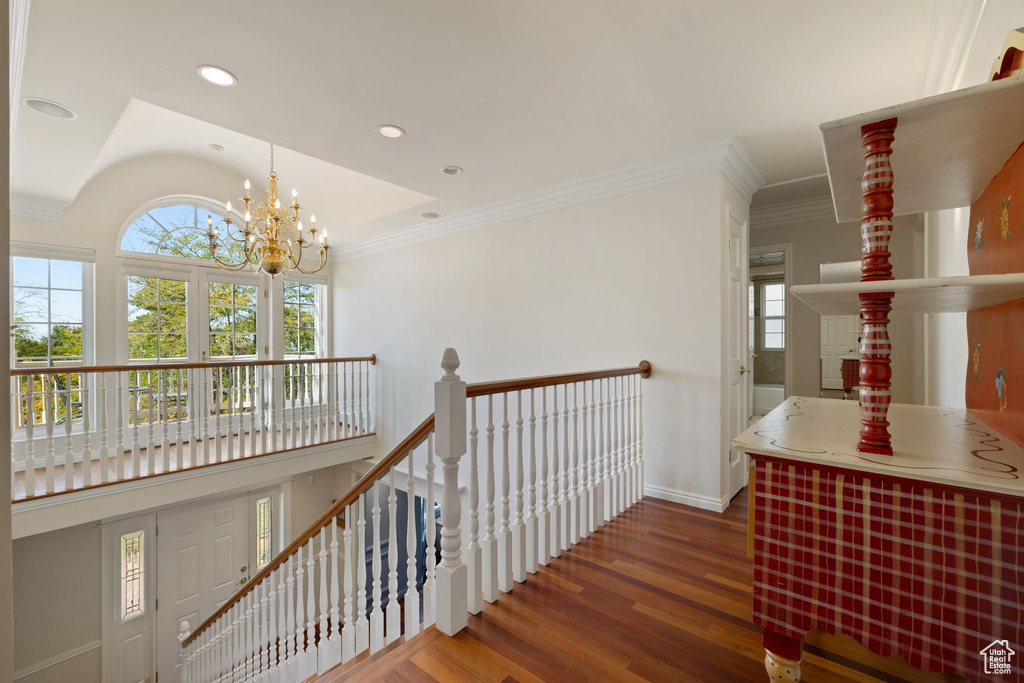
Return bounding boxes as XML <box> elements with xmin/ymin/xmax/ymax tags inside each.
<box><xmin>325</xmin><ymin>491</ymin><xmax>968</xmax><ymax>683</ymax></box>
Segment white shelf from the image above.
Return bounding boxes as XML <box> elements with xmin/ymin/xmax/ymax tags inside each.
<box><xmin>821</xmin><ymin>75</ymin><xmax>1024</xmax><ymax>223</ymax></box>
<box><xmin>790</xmin><ymin>273</ymin><xmax>1024</xmax><ymax>316</ymax></box>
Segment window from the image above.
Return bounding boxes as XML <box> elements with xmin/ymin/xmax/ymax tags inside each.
<box><xmin>762</xmin><ymin>282</ymin><xmax>785</xmax><ymax>349</ymax></box>
<box><xmin>283</xmin><ymin>281</ymin><xmax>319</xmax><ymax>358</ymax></box>
<box><xmin>121</xmin><ymin>531</ymin><xmax>145</xmax><ymax>619</ymax></box>
<box><xmin>121</xmin><ymin>203</ymin><xmax>244</xmax><ymax>262</ymax></box>
<box><xmin>127</xmin><ymin>276</ymin><xmax>188</xmax><ymax>363</ymax></box>
<box><xmin>255</xmin><ymin>496</ymin><xmax>273</xmax><ymax>569</ymax></box>
<box><xmin>12</xmin><ymin>257</ymin><xmax>85</xmax><ymax>368</ymax></box>
<box><xmin>209</xmin><ymin>282</ymin><xmax>258</xmax><ymax>360</ymax></box>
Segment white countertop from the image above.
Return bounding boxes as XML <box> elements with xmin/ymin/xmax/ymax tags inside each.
<box><xmin>732</xmin><ymin>397</ymin><xmax>1024</xmax><ymax>498</ymax></box>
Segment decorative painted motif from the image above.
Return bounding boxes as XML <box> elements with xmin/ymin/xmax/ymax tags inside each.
<box><xmin>973</xmin><ymin>342</ymin><xmax>982</xmax><ymax>379</ymax></box>
<box><xmin>997</xmin><ymin>368</ymin><xmax>1008</xmax><ymax>412</ymax></box>
<box><xmin>975</xmin><ymin>219</ymin><xmax>984</xmax><ymax>252</ymax></box>
<box><xmin>1001</xmin><ymin>196</ymin><xmax>1012</xmax><ymax>238</ymax></box>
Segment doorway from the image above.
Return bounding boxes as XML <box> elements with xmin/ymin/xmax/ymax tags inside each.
<box><xmin>747</xmin><ymin>245</ymin><xmax>791</xmax><ymax>420</ymax></box>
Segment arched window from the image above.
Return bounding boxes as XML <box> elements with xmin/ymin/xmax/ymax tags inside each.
<box><xmin>120</xmin><ymin>201</ymin><xmax>245</xmax><ymax>262</ymax></box>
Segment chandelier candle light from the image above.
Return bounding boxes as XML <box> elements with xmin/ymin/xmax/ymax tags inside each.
<box><xmin>207</xmin><ymin>144</ymin><xmax>329</xmax><ymax>276</ymax></box>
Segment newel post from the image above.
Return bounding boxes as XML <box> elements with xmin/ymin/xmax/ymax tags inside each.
<box><xmin>434</xmin><ymin>348</ymin><xmax>469</xmax><ymax>636</ymax></box>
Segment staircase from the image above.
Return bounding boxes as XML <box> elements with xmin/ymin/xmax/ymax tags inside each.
<box><xmin>178</xmin><ymin>348</ymin><xmax>651</xmax><ymax>682</ymax></box>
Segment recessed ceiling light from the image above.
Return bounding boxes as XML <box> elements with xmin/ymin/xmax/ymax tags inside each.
<box><xmin>197</xmin><ymin>65</ymin><xmax>237</xmax><ymax>87</ymax></box>
<box><xmin>209</xmin><ymin>143</ymin><xmax>224</xmax><ymax>152</ymax></box>
<box><xmin>420</xmin><ymin>212</ymin><xmax>440</xmax><ymax>220</ymax></box>
<box><xmin>441</xmin><ymin>166</ymin><xmax>463</xmax><ymax>175</ymax></box>
<box><xmin>23</xmin><ymin>98</ymin><xmax>77</xmax><ymax>119</ymax></box>
<box><xmin>377</xmin><ymin>125</ymin><xmax>405</xmax><ymax>138</ymax></box>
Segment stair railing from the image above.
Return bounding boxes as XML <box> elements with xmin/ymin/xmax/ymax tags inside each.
<box><xmin>9</xmin><ymin>355</ymin><xmax>376</xmax><ymax>501</ymax></box>
<box><xmin>179</xmin><ymin>349</ymin><xmax>651</xmax><ymax>683</ymax></box>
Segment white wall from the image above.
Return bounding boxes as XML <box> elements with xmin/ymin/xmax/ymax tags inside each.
<box><xmin>13</xmin><ymin>524</ymin><xmax>102</xmax><ymax>683</ymax></box>
<box><xmin>334</xmin><ymin>174</ymin><xmax>742</xmax><ymax>509</ymax></box>
<box><xmin>750</xmin><ymin>213</ymin><xmax>920</xmax><ymax>404</ymax></box>
<box><xmin>923</xmin><ymin>207</ymin><xmax>970</xmax><ymax>408</ymax></box>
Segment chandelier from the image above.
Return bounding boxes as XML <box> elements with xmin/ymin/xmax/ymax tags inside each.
<box><xmin>206</xmin><ymin>144</ymin><xmax>329</xmax><ymax>276</ymax></box>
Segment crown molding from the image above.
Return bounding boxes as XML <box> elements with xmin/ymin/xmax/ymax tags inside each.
<box><xmin>10</xmin><ymin>0</ymin><xmax>32</xmax><ymax>137</ymax></box>
<box><xmin>918</xmin><ymin>0</ymin><xmax>985</xmax><ymax>97</ymax></box>
<box><xmin>10</xmin><ymin>193</ymin><xmax>68</xmax><ymax>221</ymax></box>
<box><xmin>336</xmin><ymin>138</ymin><xmax>763</xmax><ymax>260</ymax></box>
<box><xmin>750</xmin><ymin>196</ymin><xmax>837</xmax><ymax>230</ymax></box>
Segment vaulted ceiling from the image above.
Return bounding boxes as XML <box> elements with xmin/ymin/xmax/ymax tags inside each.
<box><xmin>11</xmin><ymin>0</ymin><xmax>1023</xmax><ymax>247</ymax></box>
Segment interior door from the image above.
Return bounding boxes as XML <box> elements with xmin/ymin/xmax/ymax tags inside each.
<box><xmin>725</xmin><ymin>206</ymin><xmax>750</xmax><ymax>500</ymax></box>
<box><xmin>156</xmin><ymin>494</ymin><xmax>251</xmax><ymax>683</ymax></box>
<box><xmin>820</xmin><ymin>314</ymin><xmax>859</xmax><ymax>390</ymax></box>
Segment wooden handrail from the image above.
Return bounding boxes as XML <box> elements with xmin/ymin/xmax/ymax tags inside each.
<box><xmin>182</xmin><ymin>412</ymin><xmax>435</xmax><ymax>647</ymax></box>
<box><xmin>466</xmin><ymin>360</ymin><xmax>652</xmax><ymax>397</ymax></box>
<box><xmin>10</xmin><ymin>354</ymin><xmax>376</xmax><ymax>377</ymax></box>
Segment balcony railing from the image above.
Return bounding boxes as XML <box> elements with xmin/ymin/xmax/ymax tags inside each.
<box><xmin>9</xmin><ymin>356</ymin><xmax>376</xmax><ymax>501</ymax></box>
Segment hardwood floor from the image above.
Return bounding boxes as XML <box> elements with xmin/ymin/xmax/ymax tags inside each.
<box><xmin>325</xmin><ymin>491</ymin><xmax>968</xmax><ymax>683</ymax></box>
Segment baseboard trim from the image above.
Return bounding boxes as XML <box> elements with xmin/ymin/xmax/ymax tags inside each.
<box><xmin>644</xmin><ymin>484</ymin><xmax>728</xmax><ymax>513</ymax></box>
<box><xmin>14</xmin><ymin>640</ymin><xmax>101</xmax><ymax>681</ymax></box>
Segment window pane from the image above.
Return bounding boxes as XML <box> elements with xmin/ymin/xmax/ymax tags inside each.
<box><xmin>234</xmin><ymin>334</ymin><xmax>256</xmax><ymax>356</ymax></box>
<box><xmin>128</xmin><ymin>303</ymin><xmax>158</xmax><ymax>333</ymax></box>
<box><xmin>298</xmin><ymin>285</ymin><xmax>315</xmax><ymax>305</ymax></box>
<box><xmin>50</xmin><ymin>260</ymin><xmax>83</xmax><ymax>290</ymax></box>
<box><xmin>765</xmin><ymin>319</ymin><xmax>784</xmax><ymax>335</ymax></box>
<box><xmin>13</xmin><ymin>324</ymin><xmax>49</xmax><ymax>359</ymax></box>
<box><xmin>209</xmin><ymin>283</ymin><xmax>232</xmax><ymax>306</ymax></box>
<box><xmin>50</xmin><ymin>290</ymin><xmax>83</xmax><ymax>323</ymax></box>
<box><xmin>121</xmin><ymin>215</ymin><xmax>165</xmax><ymax>254</ymax></box>
<box><xmin>50</xmin><ymin>325</ymin><xmax>83</xmax><ymax>357</ymax></box>
<box><xmin>160</xmin><ymin>279</ymin><xmax>187</xmax><ymax>303</ymax></box>
<box><xmin>13</xmin><ymin>257</ymin><xmax>48</xmax><ymax>287</ymax></box>
<box><xmin>283</xmin><ymin>282</ymin><xmax>299</xmax><ymax>303</ymax></box>
<box><xmin>255</xmin><ymin>497</ymin><xmax>273</xmax><ymax>569</ymax></box>
<box><xmin>298</xmin><ymin>308</ymin><xmax>315</xmax><ymax>329</ymax></box>
<box><xmin>209</xmin><ymin>334</ymin><xmax>233</xmax><ymax>358</ymax></box>
<box><xmin>149</xmin><ymin>205</ymin><xmax>198</xmax><ymax>230</ymax></box>
<box><xmin>765</xmin><ymin>333</ymin><xmax>784</xmax><ymax>349</ymax></box>
<box><xmin>209</xmin><ymin>306</ymin><xmax>233</xmax><ymax>333</ymax></box>
<box><xmin>764</xmin><ymin>283</ymin><xmax>785</xmax><ymax>301</ymax></box>
<box><xmin>161</xmin><ymin>334</ymin><xmax>188</xmax><ymax>360</ymax></box>
<box><xmin>160</xmin><ymin>303</ymin><xmax>188</xmax><ymax>333</ymax></box>
<box><xmin>13</xmin><ymin>287</ymin><xmax>48</xmax><ymax>322</ymax></box>
<box><xmin>235</xmin><ymin>308</ymin><xmax>256</xmax><ymax>334</ymax></box>
<box><xmin>233</xmin><ymin>285</ymin><xmax>257</xmax><ymax>307</ymax></box>
<box><xmin>121</xmin><ymin>531</ymin><xmax>145</xmax><ymax>619</ymax></box>
<box><xmin>128</xmin><ymin>276</ymin><xmax>157</xmax><ymax>301</ymax></box>
<box><xmin>764</xmin><ymin>301</ymin><xmax>784</xmax><ymax>318</ymax></box>
<box><xmin>284</xmin><ymin>329</ymin><xmax>299</xmax><ymax>355</ymax></box>
<box><xmin>128</xmin><ymin>333</ymin><xmax>158</xmax><ymax>361</ymax></box>
<box><xmin>299</xmin><ymin>328</ymin><xmax>315</xmax><ymax>355</ymax></box>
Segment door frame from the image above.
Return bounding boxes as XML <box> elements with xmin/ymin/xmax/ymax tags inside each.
<box><xmin>747</xmin><ymin>243</ymin><xmax>792</xmax><ymax>401</ymax></box>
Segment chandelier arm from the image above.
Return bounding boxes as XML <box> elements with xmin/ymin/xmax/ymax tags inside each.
<box><xmin>292</xmin><ymin>249</ymin><xmax>328</xmax><ymax>275</ymax></box>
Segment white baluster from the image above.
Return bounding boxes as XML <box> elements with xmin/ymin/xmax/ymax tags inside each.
<box><xmin>560</xmin><ymin>384</ymin><xmax>571</xmax><ymax>551</ymax></box>
<box><xmin>498</xmin><ymin>393</ymin><xmax>512</xmax><ymax>592</ymax></box>
<box><xmin>63</xmin><ymin>374</ymin><xmax>73</xmax><ymax>491</ymax></box>
<box><xmin>386</xmin><ymin>468</ymin><xmax>400</xmax><ymax>644</ymax></box>
<box><xmin>512</xmin><ymin>391</ymin><xmax>526</xmax><ymax>583</ymax></box>
<box><xmin>99</xmin><ymin>374</ymin><xmax>110</xmax><ymax>484</ymax></box>
<box><xmin>145</xmin><ymin>373</ymin><xmax>157</xmax><ymax>476</ymax></box>
<box><xmin>467</xmin><ymin>398</ymin><xmax>482</xmax><ymax>614</ymax></box>
<box><xmin>423</xmin><ymin>434</ymin><xmax>437</xmax><ymax>624</ymax></box>
<box><xmin>596</xmin><ymin>379</ymin><xmax>606</xmax><ymax>526</ymax></box>
<box><xmin>588</xmin><ymin>380</ymin><xmax>598</xmax><ymax>533</ymax></box>
<box><xmin>267</xmin><ymin>565</ymin><xmax>279</xmax><ymax>678</ymax></box>
<box><xmin>116</xmin><ymin>372</ymin><xmax>126</xmax><ymax>482</ymax></box>
<box><xmin>318</xmin><ymin>526</ymin><xmax>329</xmax><ymax>673</ymax></box>
<box><xmin>343</xmin><ymin>501</ymin><xmax>357</xmax><ymax>661</ymax></box>
<box><xmin>369</xmin><ymin>481</ymin><xmax>384</xmax><ymax>653</ymax></box>
<box><xmin>82</xmin><ymin>374</ymin><xmax>92</xmax><ymax>487</ymax></box>
<box><xmin>299</xmin><ymin>363</ymin><xmax>308</xmax><ymax>448</ymax></box>
<box><xmin>327</xmin><ymin>519</ymin><xmax>342</xmax><ymax>669</ymax></box>
<box><xmin>249</xmin><ymin>366</ymin><xmax>259</xmax><ymax>457</ymax></box>
<box><xmin>617</xmin><ymin>375</ymin><xmax>626</xmax><ymax>516</ymax></box>
<box><xmin>199</xmin><ymin>368</ymin><xmax>209</xmax><ymax>467</ymax></box>
<box><xmin>570</xmin><ymin>382</ymin><xmax>581</xmax><ymax>546</ymax></box>
<box><xmin>215</xmin><ymin>370</ymin><xmax>226</xmax><ymax>465</ymax></box>
<box><xmin>627</xmin><ymin>374</ymin><xmax>636</xmax><ymax>507</ymax></box>
<box><xmin>361</xmin><ymin>361</ymin><xmax>369</xmax><ymax>434</ymax></box>
<box><xmin>24</xmin><ymin>377</ymin><xmax>38</xmax><ymax>497</ymax></box>
<box><xmin>579</xmin><ymin>381</ymin><xmax>590</xmax><ymax>539</ymax></box>
<box><xmin>295</xmin><ymin>545</ymin><xmax>307</xmax><ymax>675</ymax></box>
<box><xmin>340</xmin><ymin>362</ymin><xmax>349</xmax><ymax>439</ymax></box>
<box><xmin>405</xmin><ymin>449</ymin><xmax>420</xmax><ymax>639</ymax></box>
<box><xmin>355</xmin><ymin>492</ymin><xmax>369</xmax><ymax>654</ymax></box>
<box><xmin>327</xmin><ymin>361</ymin><xmax>338</xmax><ymax>442</ymax></box>
<box><xmin>235</xmin><ymin>368</ymin><xmax>246</xmax><ymax>461</ymax></box>
<box><xmin>157</xmin><ymin>371</ymin><xmax>169</xmax><ymax>473</ymax></box>
<box><xmin>259</xmin><ymin>365</ymin><xmax>268</xmax><ymax>456</ymax></box>
<box><xmin>277</xmin><ymin>563</ymin><xmax>288</xmax><ymax>675</ymax></box>
<box><xmin>538</xmin><ymin>388</ymin><xmax>550</xmax><ymax>566</ymax></box>
<box><xmin>188</xmin><ymin>369</ymin><xmax>197</xmax><ymax>469</ymax></box>
<box><xmin>526</xmin><ymin>388</ymin><xmax>538</xmax><ymax>573</ymax></box>
<box><xmin>227</xmin><ymin>369</ymin><xmax>237</xmax><ymax>462</ymax></box>
<box><xmin>482</xmin><ymin>395</ymin><xmax>498</xmax><ymax>603</ymax></box>
<box><xmin>245</xmin><ymin>590</ymin><xmax>255</xmax><ymax>679</ymax></box>
<box><xmin>433</xmin><ymin>348</ymin><xmax>468</xmax><ymax>636</ymax></box>
<box><xmin>549</xmin><ymin>386</ymin><xmax>562</xmax><ymax>559</ymax></box>
<box><xmin>305</xmin><ymin>538</ymin><xmax>317</xmax><ymax>678</ymax></box>
<box><xmin>259</xmin><ymin>577</ymin><xmax>269</xmax><ymax>677</ymax></box>
<box><xmin>285</xmin><ymin>553</ymin><xmax>297</xmax><ymax>676</ymax></box>
<box><xmin>638</xmin><ymin>372</ymin><xmax>645</xmax><ymax>502</ymax></box>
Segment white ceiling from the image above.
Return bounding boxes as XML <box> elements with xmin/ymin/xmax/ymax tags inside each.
<box><xmin>12</xmin><ymin>0</ymin><xmax>1024</xmax><ymax>247</ymax></box>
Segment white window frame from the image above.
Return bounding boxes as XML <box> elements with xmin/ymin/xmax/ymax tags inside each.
<box><xmin>761</xmin><ymin>281</ymin><xmax>786</xmax><ymax>351</ymax></box>
<box><xmin>201</xmin><ymin>269</ymin><xmax>268</xmax><ymax>361</ymax></box>
<box><xmin>282</xmin><ymin>274</ymin><xmax>326</xmax><ymax>359</ymax></box>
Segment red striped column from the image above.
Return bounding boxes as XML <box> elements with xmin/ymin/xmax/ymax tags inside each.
<box><xmin>857</xmin><ymin>119</ymin><xmax>897</xmax><ymax>456</ymax></box>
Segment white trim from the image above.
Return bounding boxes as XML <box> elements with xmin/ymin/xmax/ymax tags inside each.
<box><xmin>918</xmin><ymin>0</ymin><xmax>986</xmax><ymax>97</ymax></box>
<box><xmin>336</xmin><ymin>138</ymin><xmax>764</xmax><ymax>260</ymax></box>
<box><xmin>9</xmin><ymin>0</ymin><xmax>32</xmax><ymax>137</ymax></box>
<box><xmin>10</xmin><ymin>194</ymin><xmax>68</xmax><ymax>221</ymax></box>
<box><xmin>750</xmin><ymin>197</ymin><xmax>836</xmax><ymax>230</ymax></box>
<box><xmin>14</xmin><ymin>639</ymin><xmax>101</xmax><ymax>681</ymax></box>
<box><xmin>11</xmin><ymin>241</ymin><xmax>96</xmax><ymax>262</ymax></box>
<box><xmin>644</xmin><ymin>484</ymin><xmax>728</xmax><ymax>513</ymax></box>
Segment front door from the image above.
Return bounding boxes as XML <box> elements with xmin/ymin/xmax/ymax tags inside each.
<box><xmin>156</xmin><ymin>493</ymin><xmax>251</xmax><ymax>683</ymax></box>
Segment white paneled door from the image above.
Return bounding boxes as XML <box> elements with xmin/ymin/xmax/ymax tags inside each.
<box><xmin>725</xmin><ymin>206</ymin><xmax>750</xmax><ymax>501</ymax></box>
<box><xmin>156</xmin><ymin>494</ymin><xmax>251</xmax><ymax>683</ymax></box>
<box><xmin>820</xmin><ymin>314</ymin><xmax>859</xmax><ymax>390</ymax></box>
